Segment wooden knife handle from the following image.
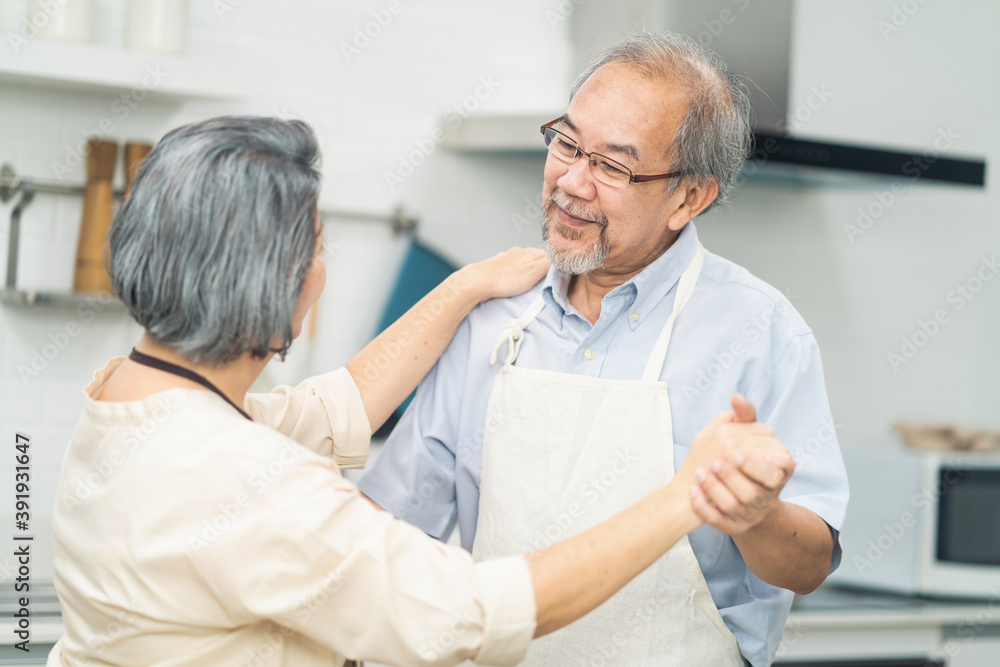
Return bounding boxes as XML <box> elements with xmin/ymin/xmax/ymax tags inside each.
<box><xmin>74</xmin><ymin>139</ymin><xmax>119</xmax><ymax>294</ymax></box>
<box><xmin>124</xmin><ymin>141</ymin><xmax>153</xmax><ymax>199</ymax></box>
<box><xmin>86</xmin><ymin>140</ymin><xmax>118</xmax><ymax>183</ymax></box>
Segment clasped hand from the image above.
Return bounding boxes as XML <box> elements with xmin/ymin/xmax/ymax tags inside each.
<box><xmin>681</xmin><ymin>395</ymin><xmax>795</xmax><ymax>536</ymax></box>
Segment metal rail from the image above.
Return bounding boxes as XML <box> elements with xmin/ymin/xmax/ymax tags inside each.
<box><xmin>1</xmin><ymin>162</ymin><xmax>418</xmax><ymax>298</ymax></box>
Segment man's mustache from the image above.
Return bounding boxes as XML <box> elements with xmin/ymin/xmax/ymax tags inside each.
<box><xmin>545</xmin><ymin>191</ymin><xmax>609</xmax><ymax>229</ymax></box>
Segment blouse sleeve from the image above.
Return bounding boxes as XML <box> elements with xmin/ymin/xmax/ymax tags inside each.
<box><xmin>243</xmin><ymin>367</ymin><xmax>372</xmax><ymax>469</ymax></box>
<box><xmin>192</xmin><ymin>442</ymin><xmax>537</xmax><ymax>666</ymax></box>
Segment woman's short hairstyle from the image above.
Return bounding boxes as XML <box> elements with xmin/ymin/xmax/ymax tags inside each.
<box><xmin>109</xmin><ymin>116</ymin><xmax>321</xmax><ymax>365</ymax></box>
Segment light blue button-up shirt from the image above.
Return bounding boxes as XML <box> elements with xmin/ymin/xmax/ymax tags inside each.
<box><xmin>359</xmin><ymin>222</ymin><xmax>849</xmax><ymax>667</ymax></box>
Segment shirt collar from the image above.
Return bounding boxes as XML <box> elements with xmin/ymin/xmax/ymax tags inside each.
<box><xmin>541</xmin><ymin>222</ymin><xmax>700</xmax><ymax>330</ymax></box>
<box><xmin>540</xmin><ymin>265</ymin><xmax>571</xmax><ymax>322</ymax></box>
<box><xmin>621</xmin><ymin>221</ymin><xmax>699</xmax><ymax>329</ymax></box>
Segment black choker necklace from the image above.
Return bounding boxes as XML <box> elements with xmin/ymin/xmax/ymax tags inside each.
<box><xmin>128</xmin><ymin>348</ymin><xmax>253</xmax><ymax>421</ymax></box>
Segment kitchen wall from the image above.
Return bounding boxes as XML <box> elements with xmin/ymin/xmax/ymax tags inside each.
<box><xmin>1</xmin><ymin>0</ymin><xmax>997</xmax><ymax>583</ymax></box>
<box><xmin>569</xmin><ymin>0</ymin><xmax>999</xmax><ymax>446</ymax></box>
<box><xmin>695</xmin><ymin>0</ymin><xmax>1000</xmax><ymax>446</ymax></box>
<box><xmin>0</xmin><ymin>0</ymin><xmax>570</xmax><ymax>579</ymax></box>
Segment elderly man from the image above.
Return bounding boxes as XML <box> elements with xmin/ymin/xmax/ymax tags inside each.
<box><xmin>360</xmin><ymin>32</ymin><xmax>848</xmax><ymax>667</ymax></box>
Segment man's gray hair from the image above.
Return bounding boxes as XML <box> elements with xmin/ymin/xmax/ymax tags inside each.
<box><xmin>109</xmin><ymin>116</ymin><xmax>321</xmax><ymax>365</ymax></box>
<box><xmin>571</xmin><ymin>31</ymin><xmax>752</xmax><ymax>211</ymax></box>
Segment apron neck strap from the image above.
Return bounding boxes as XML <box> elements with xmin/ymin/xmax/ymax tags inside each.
<box><xmin>490</xmin><ymin>243</ymin><xmax>704</xmax><ymax>373</ymax></box>
<box><xmin>641</xmin><ymin>243</ymin><xmax>705</xmax><ymax>382</ymax></box>
<box><xmin>490</xmin><ymin>294</ymin><xmax>546</xmax><ymax>366</ymax></box>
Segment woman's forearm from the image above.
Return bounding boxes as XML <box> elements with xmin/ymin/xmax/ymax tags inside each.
<box><xmin>344</xmin><ymin>247</ymin><xmax>548</xmax><ymax>433</ymax></box>
<box><xmin>524</xmin><ymin>412</ymin><xmax>790</xmax><ymax>637</ymax></box>
<box><xmin>526</xmin><ymin>480</ymin><xmax>702</xmax><ymax>637</ymax></box>
<box><xmin>345</xmin><ymin>269</ymin><xmax>479</xmax><ymax>433</ymax></box>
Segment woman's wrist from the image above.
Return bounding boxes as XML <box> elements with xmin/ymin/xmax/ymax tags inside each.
<box><xmin>449</xmin><ymin>264</ymin><xmax>494</xmax><ymax>307</ymax></box>
<box><xmin>660</xmin><ymin>477</ymin><xmax>704</xmax><ymax>535</ymax></box>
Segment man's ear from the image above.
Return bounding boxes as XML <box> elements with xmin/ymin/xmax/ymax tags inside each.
<box><xmin>665</xmin><ymin>177</ymin><xmax>720</xmax><ymax>231</ymax></box>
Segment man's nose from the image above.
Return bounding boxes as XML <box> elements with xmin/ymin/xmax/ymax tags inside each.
<box><xmin>556</xmin><ymin>155</ymin><xmax>598</xmax><ymax>201</ymax></box>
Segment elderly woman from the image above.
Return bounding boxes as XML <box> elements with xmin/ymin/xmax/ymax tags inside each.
<box><xmin>48</xmin><ymin>116</ymin><xmax>785</xmax><ymax>667</ymax></box>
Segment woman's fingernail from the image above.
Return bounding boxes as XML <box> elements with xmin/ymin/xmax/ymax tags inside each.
<box><xmin>712</xmin><ymin>459</ymin><xmax>722</xmax><ymax>473</ymax></box>
<box><xmin>695</xmin><ymin>468</ymin><xmax>706</xmax><ymax>483</ymax></box>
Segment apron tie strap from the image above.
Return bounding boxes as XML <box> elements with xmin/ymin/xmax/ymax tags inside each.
<box><xmin>490</xmin><ymin>294</ymin><xmax>546</xmax><ymax>366</ymax></box>
<box><xmin>489</xmin><ymin>319</ymin><xmax>525</xmax><ymax>367</ymax></box>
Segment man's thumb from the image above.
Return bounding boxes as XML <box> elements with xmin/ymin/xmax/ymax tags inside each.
<box><xmin>731</xmin><ymin>394</ymin><xmax>757</xmax><ymax>423</ymax></box>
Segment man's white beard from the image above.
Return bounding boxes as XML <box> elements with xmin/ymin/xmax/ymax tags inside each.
<box><xmin>541</xmin><ymin>191</ymin><xmax>610</xmax><ymax>275</ymax></box>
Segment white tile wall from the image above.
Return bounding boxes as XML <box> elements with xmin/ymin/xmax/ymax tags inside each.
<box><xmin>3</xmin><ymin>0</ymin><xmax>995</xmax><ymax>645</ymax></box>
<box><xmin>698</xmin><ymin>0</ymin><xmax>1000</xmax><ymax>445</ymax></box>
<box><xmin>567</xmin><ymin>0</ymin><xmax>1000</xmax><ymax>446</ymax></box>
<box><xmin>0</xmin><ymin>0</ymin><xmax>571</xmax><ymax>584</ymax></box>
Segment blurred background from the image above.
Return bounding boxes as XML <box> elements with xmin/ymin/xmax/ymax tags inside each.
<box><xmin>0</xmin><ymin>0</ymin><xmax>998</xmax><ymax>665</ymax></box>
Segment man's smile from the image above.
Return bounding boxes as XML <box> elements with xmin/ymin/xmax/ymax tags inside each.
<box><xmin>556</xmin><ymin>205</ymin><xmax>600</xmax><ymax>228</ymax></box>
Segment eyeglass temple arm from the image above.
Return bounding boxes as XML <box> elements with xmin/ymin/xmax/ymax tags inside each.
<box><xmin>631</xmin><ymin>171</ymin><xmax>686</xmax><ymax>183</ymax></box>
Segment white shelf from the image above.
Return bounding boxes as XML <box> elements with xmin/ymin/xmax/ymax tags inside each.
<box><xmin>442</xmin><ymin>113</ymin><xmax>555</xmax><ymax>153</ymax></box>
<box><xmin>0</xmin><ymin>288</ymin><xmax>126</xmax><ymax>311</ymax></box>
<box><xmin>0</xmin><ymin>40</ymin><xmax>255</xmax><ymax>99</ymax></box>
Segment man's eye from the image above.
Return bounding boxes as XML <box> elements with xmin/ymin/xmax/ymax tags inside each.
<box><xmin>556</xmin><ymin>138</ymin><xmax>576</xmax><ymax>152</ymax></box>
<box><xmin>599</xmin><ymin>160</ymin><xmax>628</xmax><ymax>176</ymax></box>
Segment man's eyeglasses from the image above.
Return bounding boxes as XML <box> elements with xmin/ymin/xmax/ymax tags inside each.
<box><xmin>540</xmin><ymin>118</ymin><xmax>686</xmax><ymax>188</ymax></box>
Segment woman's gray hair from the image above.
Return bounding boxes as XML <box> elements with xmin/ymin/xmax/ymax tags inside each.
<box><xmin>571</xmin><ymin>31</ymin><xmax>752</xmax><ymax>211</ymax></box>
<box><xmin>109</xmin><ymin>116</ymin><xmax>321</xmax><ymax>365</ymax></box>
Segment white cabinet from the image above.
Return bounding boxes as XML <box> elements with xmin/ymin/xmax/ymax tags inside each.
<box><xmin>778</xmin><ymin>586</ymin><xmax>1000</xmax><ymax>666</ymax></box>
<box><xmin>946</xmin><ymin>637</ymin><xmax>1000</xmax><ymax>667</ymax></box>
<box><xmin>0</xmin><ymin>39</ymin><xmax>254</xmax><ymax>99</ymax></box>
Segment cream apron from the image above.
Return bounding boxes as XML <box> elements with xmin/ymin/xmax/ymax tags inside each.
<box><xmin>472</xmin><ymin>245</ymin><xmax>744</xmax><ymax>666</ymax></box>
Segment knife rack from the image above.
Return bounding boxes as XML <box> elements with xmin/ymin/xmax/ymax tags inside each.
<box><xmin>0</xmin><ymin>162</ymin><xmax>125</xmax><ymax>297</ymax></box>
<box><xmin>1</xmin><ymin>160</ymin><xmax>420</xmax><ymax>307</ymax></box>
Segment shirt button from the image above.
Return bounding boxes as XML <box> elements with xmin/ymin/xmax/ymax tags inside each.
<box><xmin>630</xmin><ymin>312</ymin><xmax>640</xmax><ymax>322</ymax></box>
<box><xmin>583</xmin><ymin>348</ymin><xmax>595</xmax><ymax>360</ymax></box>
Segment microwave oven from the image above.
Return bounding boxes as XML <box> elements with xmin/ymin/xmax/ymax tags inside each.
<box><xmin>829</xmin><ymin>445</ymin><xmax>1000</xmax><ymax>598</ymax></box>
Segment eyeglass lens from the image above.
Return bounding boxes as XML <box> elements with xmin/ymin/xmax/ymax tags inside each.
<box><xmin>543</xmin><ymin>127</ymin><xmax>632</xmax><ymax>185</ymax></box>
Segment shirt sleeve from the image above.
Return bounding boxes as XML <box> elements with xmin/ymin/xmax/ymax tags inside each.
<box><xmin>197</xmin><ymin>445</ymin><xmax>537</xmax><ymax>666</ymax></box>
<box><xmin>749</xmin><ymin>329</ymin><xmax>850</xmax><ymax>574</ymax></box>
<box><xmin>357</xmin><ymin>319</ymin><xmax>472</xmax><ymax>540</ymax></box>
<box><xmin>243</xmin><ymin>367</ymin><xmax>372</xmax><ymax>469</ymax></box>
